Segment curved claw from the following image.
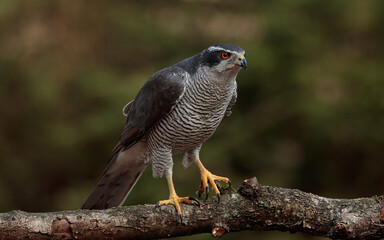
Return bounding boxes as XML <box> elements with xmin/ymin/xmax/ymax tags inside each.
<box><xmin>195</xmin><ymin>159</ymin><xmax>230</xmax><ymax>203</ymax></box>
<box><xmin>155</xmin><ymin>202</ymin><xmax>160</xmax><ymax>208</ymax></box>
<box><xmin>188</xmin><ymin>196</ymin><xmax>200</xmax><ymax>206</ymax></box>
<box><xmin>179</xmin><ymin>214</ymin><xmax>183</xmax><ymax>224</ymax></box>
<box><xmin>228</xmin><ymin>179</ymin><xmax>232</xmax><ymax>188</ymax></box>
<box><xmin>217</xmin><ymin>193</ymin><xmax>221</xmax><ymax>203</ymax></box>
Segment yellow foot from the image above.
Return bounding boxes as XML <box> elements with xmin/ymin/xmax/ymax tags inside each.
<box><xmin>197</xmin><ymin>165</ymin><xmax>231</xmax><ymax>202</ymax></box>
<box><xmin>155</xmin><ymin>194</ymin><xmax>199</xmax><ymax>222</ymax></box>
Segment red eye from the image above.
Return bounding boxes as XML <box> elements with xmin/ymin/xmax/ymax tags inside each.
<box><xmin>221</xmin><ymin>52</ymin><xmax>230</xmax><ymax>59</ymax></box>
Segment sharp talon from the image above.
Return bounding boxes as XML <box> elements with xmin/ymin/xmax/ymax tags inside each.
<box><xmin>195</xmin><ymin>160</ymin><xmax>230</xmax><ymax>204</ymax></box>
<box><xmin>179</xmin><ymin>214</ymin><xmax>183</xmax><ymax>224</ymax></box>
<box><xmin>155</xmin><ymin>202</ymin><xmax>160</xmax><ymax>208</ymax></box>
<box><xmin>189</xmin><ymin>196</ymin><xmax>200</xmax><ymax>206</ymax></box>
<box><xmin>228</xmin><ymin>179</ymin><xmax>232</xmax><ymax>188</ymax></box>
<box><xmin>217</xmin><ymin>193</ymin><xmax>220</xmax><ymax>203</ymax></box>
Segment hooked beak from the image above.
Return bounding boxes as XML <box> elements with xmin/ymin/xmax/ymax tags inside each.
<box><xmin>236</xmin><ymin>54</ymin><xmax>247</xmax><ymax>70</ymax></box>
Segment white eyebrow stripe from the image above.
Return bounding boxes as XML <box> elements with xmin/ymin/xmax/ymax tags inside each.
<box><xmin>207</xmin><ymin>46</ymin><xmax>241</xmax><ymax>55</ymax></box>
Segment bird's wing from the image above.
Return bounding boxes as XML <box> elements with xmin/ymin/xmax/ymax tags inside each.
<box><xmin>119</xmin><ymin>67</ymin><xmax>187</xmax><ymax>151</ymax></box>
<box><xmin>224</xmin><ymin>81</ymin><xmax>238</xmax><ymax>118</ymax></box>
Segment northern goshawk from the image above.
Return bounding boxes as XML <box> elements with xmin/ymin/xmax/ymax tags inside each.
<box><xmin>81</xmin><ymin>44</ymin><xmax>247</xmax><ymax>220</ymax></box>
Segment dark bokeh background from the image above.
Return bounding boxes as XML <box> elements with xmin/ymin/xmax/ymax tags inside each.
<box><xmin>0</xmin><ymin>1</ymin><xmax>383</xmax><ymax>239</ymax></box>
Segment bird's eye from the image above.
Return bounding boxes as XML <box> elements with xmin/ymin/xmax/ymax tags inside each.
<box><xmin>221</xmin><ymin>52</ymin><xmax>230</xmax><ymax>59</ymax></box>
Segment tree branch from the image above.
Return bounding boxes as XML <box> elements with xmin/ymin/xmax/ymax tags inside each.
<box><xmin>1</xmin><ymin>177</ymin><xmax>383</xmax><ymax>239</ymax></box>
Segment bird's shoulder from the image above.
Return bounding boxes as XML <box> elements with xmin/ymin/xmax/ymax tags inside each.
<box><xmin>147</xmin><ymin>65</ymin><xmax>189</xmax><ymax>90</ymax></box>
<box><xmin>123</xmin><ymin>66</ymin><xmax>188</xmax><ymax>117</ymax></box>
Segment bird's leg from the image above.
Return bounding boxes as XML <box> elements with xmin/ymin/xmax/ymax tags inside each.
<box><xmin>155</xmin><ymin>176</ymin><xmax>199</xmax><ymax>222</ymax></box>
<box><xmin>195</xmin><ymin>158</ymin><xmax>231</xmax><ymax>202</ymax></box>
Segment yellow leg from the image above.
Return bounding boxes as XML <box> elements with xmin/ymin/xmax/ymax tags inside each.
<box><xmin>195</xmin><ymin>158</ymin><xmax>231</xmax><ymax>201</ymax></box>
<box><xmin>156</xmin><ymin>176</ymin><xmax>199</xmax><ymax>222</ymax></box>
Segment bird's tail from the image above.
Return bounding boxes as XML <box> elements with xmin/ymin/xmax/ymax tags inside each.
<box><xmin>81</xmin><ymin>141</ymin><xmax>149</xmax><ymax>209</ymax></box>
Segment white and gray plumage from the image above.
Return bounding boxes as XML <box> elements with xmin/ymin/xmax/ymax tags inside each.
<box><xmin>81</xmin><ymin>44</ymin><xmax>247</xmax><ymax>219</ymax></box>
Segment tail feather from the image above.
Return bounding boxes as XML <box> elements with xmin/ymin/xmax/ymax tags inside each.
<box><xmin>81</xmin><ymin>141</ymin><xmax>148</xmax><ymax>209</ymax></box>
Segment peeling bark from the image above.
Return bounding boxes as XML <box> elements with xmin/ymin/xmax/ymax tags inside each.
<box><xmin>0</xmin><ymin>177</ymin><xmax>383</xmax><ymax>239</ymax></box>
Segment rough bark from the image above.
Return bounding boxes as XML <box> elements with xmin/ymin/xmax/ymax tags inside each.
<box><xmin>0</xmin><ymin>177</ymin><xmax>383</xmax><ymax>240</ymax></box>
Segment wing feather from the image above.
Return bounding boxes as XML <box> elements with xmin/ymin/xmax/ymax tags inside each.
<box><xmin>120</xmin><ymin>67</ymin><xmax>186</xmax><ymax>151</ymax></box>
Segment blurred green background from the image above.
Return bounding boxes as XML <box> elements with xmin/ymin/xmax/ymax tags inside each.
<box><xmin>0</xmin><ymin>0</ymin><xmax>383</xmax><ymax>239</ymax></box>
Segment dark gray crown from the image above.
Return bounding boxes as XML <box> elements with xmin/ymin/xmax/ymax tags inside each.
<box><xmin>207</xmin><ymin>43</ymin><xmax>245</xmax><ymax>54</ymax></box>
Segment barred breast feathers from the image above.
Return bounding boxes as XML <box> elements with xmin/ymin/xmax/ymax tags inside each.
<box><xmin>147</xmin><ymin>66</ymin><xmax>238</xmax><ymax>177</ymax></box>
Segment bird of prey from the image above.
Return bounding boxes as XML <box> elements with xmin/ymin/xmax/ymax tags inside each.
<box><xmin>81</xmin><ymin>44</ymin><xmax>247</xmax><ymax>220</ymax></box>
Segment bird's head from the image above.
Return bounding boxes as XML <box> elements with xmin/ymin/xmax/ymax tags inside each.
<box><xmin>200</xmin><ymin>44</ymin><xmax>247</xmax><ymax>75</ymax></box>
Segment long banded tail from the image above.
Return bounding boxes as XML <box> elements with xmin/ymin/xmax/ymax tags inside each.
<box><xmin>81</xmin><ymin>141</ymin><xmax>148</xmax><ymax>209</ymax></box>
